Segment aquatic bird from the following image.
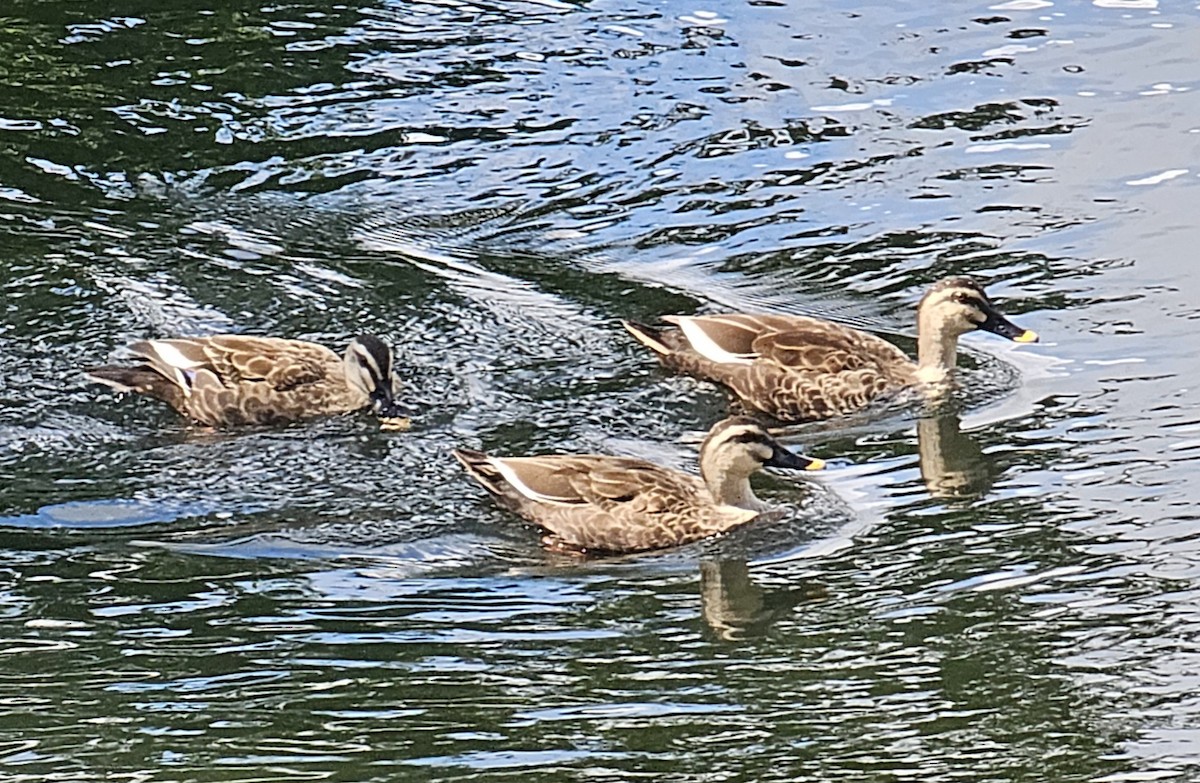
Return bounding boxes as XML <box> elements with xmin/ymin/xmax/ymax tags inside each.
<box><xmin>623</xmin><ymin>276</ymin><xmax>1038</xmax><ymax>423</ymax></box>
<box><xmin>86</xmin><ymin>334</ymin><xmax>402</xmax><ymax>427</ymax></box>
<box><xmin>453</xmin><ymin>416</ymin><xmax>824</xmax><ymax>554</ymax></box>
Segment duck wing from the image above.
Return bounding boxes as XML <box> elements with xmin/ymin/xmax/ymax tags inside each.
<box><xmin>455</xmin><ymin>450</ymin><xmax>709</xmax><ymax>552</ymax></box>
<box><xmin>482</xmin><ymin>454</ymin><xmax>698</xmax><ymax>511</ymax></box>
<box><xmin>662</xmin><ymin>313</ymin><xmax>794</xmax><ymax>363</ymax></box>
<box><xmin>131</xmin><ymin>336</ymin><xmax>337</xmax><ymax>393</ymax></box>
<box><xmin>667</xmin><ymin>313</ymin><xmax>909</xmax><ymax>372</ymax></box>
<box><xmin>750</xmin><ymin>320</ymin><xmax>910</xmax><ymax>374</ymax></box>
<box><xmin>657</xmin><ymin>314</ymin><xmax>915</xmax><ymax>422</ymax></box>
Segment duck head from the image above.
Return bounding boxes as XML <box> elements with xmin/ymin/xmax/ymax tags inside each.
<box><xmin>344</xmin><ymin>335</ymin><xmax>402</xmax><ymax>415</ymax></box>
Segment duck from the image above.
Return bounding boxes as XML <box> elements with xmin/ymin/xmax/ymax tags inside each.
<box><xmin>86</xmin><ymin>334</ymin><xmax>403</xmax><ymax>427</ymax></box>
<box><xmin>622</xmin><ymin>276</ymin><xmax>1038</xmax><ymax>423</ymax></box>
<box><xmin>453</xmin><ymin>416</ymin><xmax>824</xmax><ymax>554</ymax></box>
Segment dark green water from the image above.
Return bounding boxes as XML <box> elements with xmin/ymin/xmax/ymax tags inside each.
<box><xmin>2</xmin><ymin>0</ymin><xmax>1199</xmax><ymax>780</ymax></box>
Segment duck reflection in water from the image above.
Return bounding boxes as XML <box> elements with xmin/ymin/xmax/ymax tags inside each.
<box><xmin>917</xmin><ymin>410</ymin><xmax>994</xmax><ymax>500</ymax></box>
<box><xmin>699</xmin><ymin>558</ymin><xmax>826</xmax><ymax>641</ymax></box>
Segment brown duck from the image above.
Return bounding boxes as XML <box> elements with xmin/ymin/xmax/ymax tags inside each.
<box><xmin>623</xmin><ymin>276</ymin><xmax>1038</xmax><ymax>423</ymax></box>
<box><xmin>454</xmin><ymin>416</ymin><xmax>824</xmax><ymax>554</ymax></box>
<box><xmin>86</xmin><ymin>334</ymin><xmax>401</xmax><ymax>427</ymax></box>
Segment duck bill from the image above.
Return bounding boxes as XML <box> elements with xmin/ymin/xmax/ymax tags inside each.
<box><xmin>370</xmin><ymin>391</ymin><xmax>405</xmax><ymax>418</ymax></box>
<box><xmin>978</xmin><ymin>305</ymin><xmax>1039</xmax><ymax>344</ymax></box>
<box><xmin>370</xmin><ymin>389</ymin><xmax>391</xmax><ymax>410</ymax></box>
<box><xmin>765</xmin><ymin>446</ymin><xmax>825</xmax><ymax>472</ymax></box>
<box><xmin>370</xmin><ymin>376</ymin><xmax>405</xmax><ymax>416</ymax></box>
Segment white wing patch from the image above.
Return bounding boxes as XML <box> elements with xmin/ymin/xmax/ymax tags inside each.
<box><xmin>146</xmin><ymin>340</ymin><xmax>204</xmax><ymax>397</ymax></box>
<box><xmin>146</xmin><ymin>341</ymin><xmax>204</xmax><ymax>370</ymax></box>
<box><xmin>490</xmin><ymin>458</ymin><xmax>581</xmax><ymax>506</ymax></box>
<box><xmin>676</xmin><ymin>318</ymin><xmax>757</xmax><ymax>365</ymax></box>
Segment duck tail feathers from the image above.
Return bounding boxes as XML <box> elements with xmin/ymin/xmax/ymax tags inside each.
<box><xmin>453</xmin><ymin>448</ymin><xmax>508</xmax><ymax>496</ymax></box>
<box><xmin>621</xmin><ymin>320</ymin><xmax>674</xmax><ymax>356</ymax></box>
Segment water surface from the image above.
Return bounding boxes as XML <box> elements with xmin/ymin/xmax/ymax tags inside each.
<box><xmin>2</xmin><ymin>0</ymin><xmax>1199</xmax><ymax>780</ymax></box>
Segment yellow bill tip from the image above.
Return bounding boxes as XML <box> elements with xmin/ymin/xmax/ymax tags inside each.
<box><xmin>1013</xmin><ymin>329</ymin><xmax>1039</xmax><ymax>344</ymax></box>
<box><xmin>805</xmin><ymin>457</ymin><xmax>826</xmax><ymax>472</ymax></box>
<box><xmin>379</xmin><ymin>416</ymin><xmax>412</xmax><ymax>432</ymax></box>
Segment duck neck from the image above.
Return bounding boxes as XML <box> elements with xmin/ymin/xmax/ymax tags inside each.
<box><xmin>700</xmin><ymin>460</ymin><xmax>765</xmax><ymax>511</ymax></box>
<box><xmin>915</xmin><ymin>313</ymin><xmax>959</xmax><ymax>385</ymax></box>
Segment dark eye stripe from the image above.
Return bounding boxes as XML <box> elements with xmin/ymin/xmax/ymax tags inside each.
<box><xmin>952</xmin><ymin>293</ymin><xmax>988</xmax><ymax>308</ymax></box>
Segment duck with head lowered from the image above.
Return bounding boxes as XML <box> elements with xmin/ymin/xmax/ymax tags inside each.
<box><xmin>86</xmin><ymin>334</ymin><xmax>404</xmax><ymax>427</ymax></box>
<box><xmin>454</xmin><ymin>416</ymin><xmax>825</xmax><ymax>555</ymax></box>
<box><xmin>623</xmin><ymin>276</ymin><xmax>1038</xmax><ymax>423</ymax></box>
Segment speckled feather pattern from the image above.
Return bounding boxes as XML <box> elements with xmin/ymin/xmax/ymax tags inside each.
<box><xmin>90</xmin><ymin>335</ymin><xmax>371</xmax><ymax>427</ymax></box>
<box><xmin>455</xmin><ymin>450</ymin><xmax>758</xmax><ymax>554</ymax></box>
<box><xmin>641</xmin><ymin>313</ymin><xmax>917</xmax><ymax>422</ymax></box>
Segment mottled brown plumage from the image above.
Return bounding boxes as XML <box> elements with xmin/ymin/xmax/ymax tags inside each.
<box><xmin>86</xmin><ymin>334</ymin><xmax>400</xmax><ymax>427</ymax></box>
<box><xmin>454</xmin><ymin>417</ymin><xmax>824</xmax><ymax>554</ymax></box>
<box><xmin>623</xmin><ymin>277</ymin><xmax>1038</xmax><ymax>423</ymax></box>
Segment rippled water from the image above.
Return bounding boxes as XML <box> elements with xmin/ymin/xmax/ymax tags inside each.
<box><xmin>2</xmin><ymin>0</ymin><xmax>1199</xmax><ymax>779</ymax></box>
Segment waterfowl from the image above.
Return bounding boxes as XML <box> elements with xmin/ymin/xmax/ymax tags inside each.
<box><xmin>86</xmin><ymin>334</ymin><xmax>402</xmax><ymax>427</ymax></box>
<box><xmin>623</xmin><ymin>276</ymin><xmax>1038</xmax><ymax>423</ymax></box>
<box><xmin>453</xmin><ymin>416</ymin><xmax>824</xmax><ymax>554</ymax></box>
